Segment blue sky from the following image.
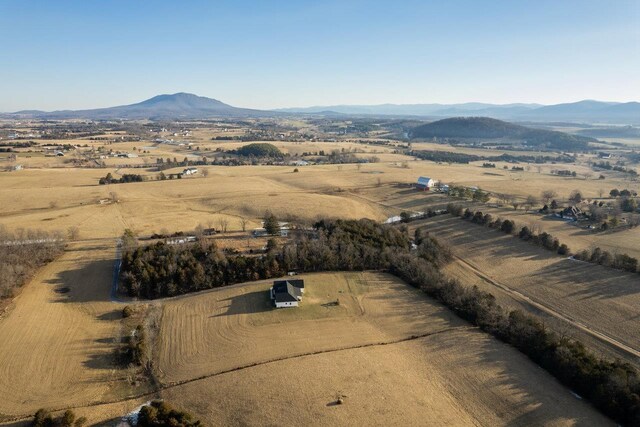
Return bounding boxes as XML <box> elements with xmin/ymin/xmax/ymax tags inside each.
<box><xmin>0</xmin><ymin>0</ymin><xmax>638</xmax><ymax>111</ymax></box>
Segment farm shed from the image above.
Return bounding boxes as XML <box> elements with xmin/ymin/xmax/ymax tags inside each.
<box><xmin>416</xmin><ymin>176</ymin><xmax>435</xmax><ymax>190</ymax></box>
<box><xmin>182</xmin><ymin>167</ymin><xmax>198</xmax><ymax>176</ymax></box>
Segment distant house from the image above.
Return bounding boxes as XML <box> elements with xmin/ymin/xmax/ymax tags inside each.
<box><xmin>182</xmin><ymin>167</ymin><xmax>198</xmax><ymax>176</ymax></box>
<box><xmin>270</xmin><ymin>279</ymin><xmax>305</xmax><ymax>308</ymax></box>
<box><xmin>289</xmin><ymin>160</ymin><xmax>309</xmax><ymax>167</ymax></box>
<box><xmin>598</xmin><ymin>152</ymin><xmax>612</xmax><ymax>159</ymax></box>
<box><xmin>166</xmin><ymin>236</ymin><xmax>197</xmax><ymax>245</ymax></box>
<box><xmin>557</xmin><ymin>206</ymin><xmax>583</xmax><ymax>221</ymax></box>
<box><xmin>416</xmin><ymin>176</ymin><xmax>435</xmax><ymax>190</ymax></box>
<box><xmin>252</xmin><ymin>222</ymin><xmax>290</xmax><ymax>237</ymax></box>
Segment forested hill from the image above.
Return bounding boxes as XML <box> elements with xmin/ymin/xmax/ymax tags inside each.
<box><xmin>411</xmin><ymin>117</ymin><xmax>597</xmax><ymax>151</ymax></box>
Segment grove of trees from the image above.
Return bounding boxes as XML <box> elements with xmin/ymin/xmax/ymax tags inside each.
<box><xmin>98</xmin><ymin>172</ymin><xmax>144</xmax><ymax>185</ymax></box>
<box><xmin>233</xmin><ymin>143</ymin><xmax>284</xmax><ymax>158</ymax></box>
<box><xmin>32</xmin><ymin>409</ymin><xmax>86</xmax><ymax>427</ymax></box>
<box><xmin>137</xmin><ymin>400</ymin><xmax>201</xmax><ymax>427</ymax></box>
<box><xmin>0</xmin><ymin>227</ymin><xmax>65</xmax><ymax>299</ymax></box>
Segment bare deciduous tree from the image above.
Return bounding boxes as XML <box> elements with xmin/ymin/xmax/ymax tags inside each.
<box><xmin>218</xmin><ymin>218</ymin><xmax>229</xmax><ymax>233</ymax></box>
<box><xmin>524</xmin><ymin>195</ymin><xmax>539</xmax><ymax>211</ymax></box>
<box><xmin>194</xmin><ymin>223</ymin><xmax>204</xmax><ymax>240</ymax></box>
<box><xmin>240</xmin><ymin>217</ymin><xmax>248</xmax><ymax>232</ymax></box>
<box><xmin>67</xmin><ymin>226</ymin><xmax>80</xmax><ymax>241</ymax></box>
<box><xmin>541</xmin><ymin>190</ymin><xmax>557</xmax><ymax>205</ymax></box>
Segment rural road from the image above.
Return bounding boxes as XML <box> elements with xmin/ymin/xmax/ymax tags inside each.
<box><xmin>454</xmin><ymin>255</ymin><xmax>640</xmax><ymax>361</ymax></box>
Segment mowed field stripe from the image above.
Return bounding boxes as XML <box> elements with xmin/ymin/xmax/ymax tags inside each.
<box><xmin>0</xmin><ymin>326</ymin><xmax>471</xmax><ymax>422</ymax></box>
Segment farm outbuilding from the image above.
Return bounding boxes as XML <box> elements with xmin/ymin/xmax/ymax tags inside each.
<box><xmin>416</xmin><ymin>176</ymin><xmax>436</xmax><ymax>190</ymax></box>
<box><xmin>181</xmin><ymin>167</ymin><xmax>198</xmax><ymax>176</ymax></box>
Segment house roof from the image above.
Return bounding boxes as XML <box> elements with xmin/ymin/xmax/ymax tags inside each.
<box><xmin>273</xmin><ymin>280</ymin><xmax>304</xmax><ymax>303</ymax></box>
<box><xmin>417</xmin><ymin>176</ymin><xmax>433</xmax><ymax>184</ymax></box>
<box><xmin>274</xmin><ymin>279</ymin><xmax>304</xmax><ymax>289</ymax></box>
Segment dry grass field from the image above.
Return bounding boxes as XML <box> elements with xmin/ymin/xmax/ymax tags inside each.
<box><xmin>471</xmin><ymin>205</ymin><xmax>640</xmax><ymax>260</ymax></box>
<box><xmin>152</xmin><ymin>271</ymin><xmax>611</xmax><ymax>426</ymax></box>
<box><xmin>160</xmin><ymin>329</ymin><xmax>611</xmax><ymax>427</ymax></box>
<box><xmin>154</xmin><ymin>272</ymin><xmax>463</xmax><ymax>385</ymax></box>
<box><xmin>360</xmin><ymin>184</ymin><xmax>640</xmax><ymax>261</ymax></box>
<box><xmin>410</xmin><ymin>215</ymin><xmax>640</xmax><ymax>365</ymax></box>
<box><xmin>0</xmin><ymin>240</ymin><xmax>136</xmax><ymax>418</ymax></box>
<box><xmin>0</xmin><ymin>259</ymin><xmax>615</xmax><ymax>426</ymax></box>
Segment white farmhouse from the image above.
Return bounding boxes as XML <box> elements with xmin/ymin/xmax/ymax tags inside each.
<box><xmin>182</xmin><ymin>167</ymin><xmax>198</xmax><ymax>176</ymax></box>
<box><xmin>270</xmin><ymin>279</ymin><xmax>305</xmax><ymax>308</ymax></box>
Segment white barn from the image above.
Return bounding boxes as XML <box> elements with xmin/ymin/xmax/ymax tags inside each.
<box><xmin>416</xmin><ymin>176</ymin><xmax>435</xmax><ymax>190</ymax></box>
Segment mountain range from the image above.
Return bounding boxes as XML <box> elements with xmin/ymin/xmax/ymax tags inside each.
<box><xmin>280</xmin><ymin>100</ymin><xmax>640</xmax><ymax>124</ymax></box>
<box><xmin>2</xmin><ymin>93</ymin><xmax>639</xmax><ymax>124</ymax></box>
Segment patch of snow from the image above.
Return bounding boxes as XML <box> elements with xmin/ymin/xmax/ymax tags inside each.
<box><xmin>120</xmin><ymin>400</ymin><xmax>155</xmax><ymax>426</ymax></box>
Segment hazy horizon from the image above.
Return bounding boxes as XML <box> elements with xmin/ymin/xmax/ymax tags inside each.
<box><xmin>1</xmin><ymin>0</ymin><xmax>638</xmax><ymax>111</ymax></box>
<box><xmin>3</xmin><ymin>92</ymin><xmax>639</xmax><ymax>115</ymax></box>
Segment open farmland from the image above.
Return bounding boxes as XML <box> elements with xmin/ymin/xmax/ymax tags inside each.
<box><xmin>0</xmin><ymin>240</ymin><xmax>137</xmax><ymax>418</ymax></box>
<box><xmin>360</xmin><ymin>183</ymin><xmax>640</xmax><ymax>261</ymax></box>
<box><xmin>0</xmin><ymin>128</ymin><xmax>637</xmax><ymax>425</ymax></box>
<box><xmin>161</xmin><ymin>325</ymin><xmax>612</xmax><ymax>427</ymax></box>
<box><xmin>410</xmin><ymin>215</ymin><xmax>640</xmax><ymax>366</ymax></box>
<box><xmin>0</xmin><ymin>258</ymin><xmax>615</xmax><ymax>426</ymax></box>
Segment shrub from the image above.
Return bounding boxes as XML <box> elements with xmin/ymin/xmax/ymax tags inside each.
<box><xmin>137</xmin><ymin>400</ymin><xmax>201</xmax><ymax>427</ymax></box>
<box><xmin>446</xmin><ymin>204</ymin><xmax>464</xmax><ymax>217</ymax></box>
<box><xmin>613</xmin><ymin>254</ymin><xmax>638</xmax><ymax>273</ymax></box>
<box><xmin>557</xmin><ymin>244</ymin><xmax>570</xmax><ymax>255</ymax></box>
<box><xmin>519</xmin><ymin>226</ymin><xmax>532</xmax><ymax>241</ymax></box>
<box><xmin>32</xmin><ymin>409</ymin><xmax>82</xmax><ymax>427</ymax></box>
<box><xmin>122</xmin><ymin>305</ymin><xmax>134</xmax><ymax>318</ymax></box>
<box><xmin>500</xmin><ymin>220</ymin><xmax>515</xmax><ymax>234</ymax></box>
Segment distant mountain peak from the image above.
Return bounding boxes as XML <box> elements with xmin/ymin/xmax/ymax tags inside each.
<box><xmin>6</xmin><ymin>93</ymin><xmax>266</xmax><ymax>119</ymax></box>
<box><xmin>136</xmin><ymin>92</ymin><xmax>229</xmax><ymax>108</ymax></box>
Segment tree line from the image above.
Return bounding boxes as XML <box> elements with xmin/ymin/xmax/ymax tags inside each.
<box><xmin>412</xmin><ymin>149</ymin><xmax>575</xmax><ymax>165</ymax></box>
<box><xmin>98</xmin><ymin>172</ymin><xmax>144</xmax><ymax>185</ymax></box>
<box><xmin>120</xmin><ymin>218</ymin><xmax>640</xmax><ymax>424</ymax></box>
<box><xmin>0</xmin><ymin>227</ymin><xmax>65</xmax><ymax>300</ymax></box>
